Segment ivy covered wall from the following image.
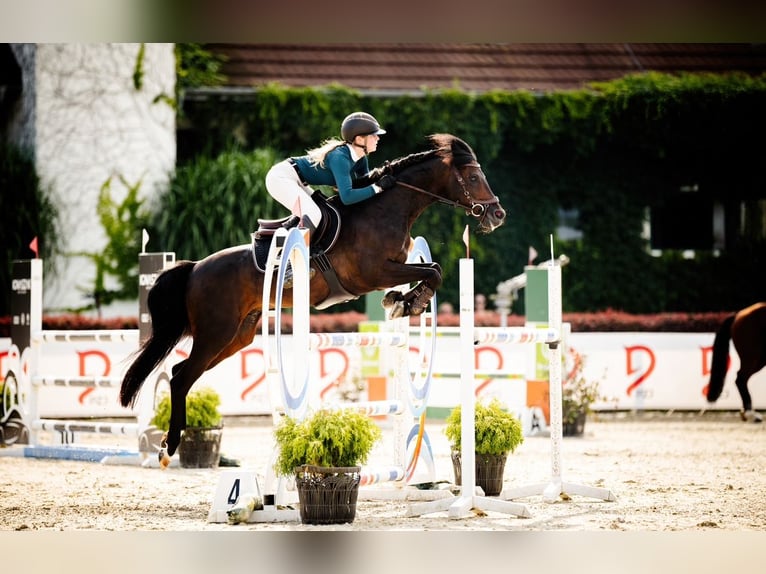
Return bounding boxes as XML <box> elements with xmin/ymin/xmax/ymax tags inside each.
<box><xmin>174</xmin><ymin>73</ymin><xmax>766</xmax><ymax>313</ymax></box>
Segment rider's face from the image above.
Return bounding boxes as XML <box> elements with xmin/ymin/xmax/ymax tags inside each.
<box><xmin>358</xmin><ymin>134</ymin><xmax>379</xmax><ymax>154</ymax></box>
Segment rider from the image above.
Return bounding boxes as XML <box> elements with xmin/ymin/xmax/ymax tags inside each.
<box><xmin>265</xmin><ymin>112</ymin><xmax>396</xmax><ymax>234</ymax></box>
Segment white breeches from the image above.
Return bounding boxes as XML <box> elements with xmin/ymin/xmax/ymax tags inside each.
<box><xmin>265</xmin><ymin>160</ymin><xmax>322</xmax><ymax>228</ymax></box>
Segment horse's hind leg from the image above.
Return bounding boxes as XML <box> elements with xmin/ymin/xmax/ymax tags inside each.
<box><xmin>158</xmin><ymin>313</ymin><xmax>262</xmax><ymax>467</ymax></box>
<box><xmin>159</xmin><ymin>352</ymin><xmax>213</xmax><ymax>467</ymax></box>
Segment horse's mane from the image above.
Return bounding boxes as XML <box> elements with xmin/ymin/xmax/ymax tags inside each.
<box><xmin>358</xmin><ymin>134</ymin><xmax>477</xmax><ymax>186</ymax></box>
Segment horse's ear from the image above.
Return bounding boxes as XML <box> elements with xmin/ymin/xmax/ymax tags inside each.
<box><xmin>450</xmin><ymin>136</ymin><xmax>477</xmax><ymax>166</ymax></box>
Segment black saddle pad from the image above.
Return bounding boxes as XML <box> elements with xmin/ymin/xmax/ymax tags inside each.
<box><xmin>252</xmin><ymin>191</ymin><xmax>340</xmax><ymax>272</ymax></box>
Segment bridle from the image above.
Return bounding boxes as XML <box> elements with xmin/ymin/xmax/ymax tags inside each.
<box><xmin>394</xmin><ymin>161</ymin><xmax>500</xmax><ymax>222</ymax></box>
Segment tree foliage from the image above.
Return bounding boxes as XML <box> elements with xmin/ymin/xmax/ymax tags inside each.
<box><xmin>0</xmin><ymin>144</ymin><xmax>60</xmax><ymax>316</ymax></box>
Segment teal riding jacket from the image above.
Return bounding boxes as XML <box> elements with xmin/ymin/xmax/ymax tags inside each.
<box><xmin>291</xmin><ymin>144</ymin><xmax>377</xmax><ymax>205</ymax></box>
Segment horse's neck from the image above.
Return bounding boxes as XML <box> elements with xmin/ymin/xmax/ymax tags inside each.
<box><xmin>379</xmin><ymin>180</ymin><xmax>438</xmax><ymax>229</ymax></box>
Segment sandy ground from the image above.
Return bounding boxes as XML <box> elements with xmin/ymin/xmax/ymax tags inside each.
<box><xmin>1</xmin><ymin>411</ymin><xmax>765</xmax><ymax>532</ymax></box>
<box><xmin>0</xmin><ymin>413</ymin><xmax>766</xmax><ymax>531</ymax></box>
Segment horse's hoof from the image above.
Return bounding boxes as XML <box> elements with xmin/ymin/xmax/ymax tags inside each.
<box><xmin>741</xmin><ymin>410</ymin><xmax>763</xmax><ymax>423</ymax></box>
<box><xmin>158</xmin><ymin>448</ymin><xmax>171</xmax><ymax>469</ymax></box>
<box><xmin>387</xmin><ymin>301</ymin><xmax>406</xmax><ymax>320</ymax></box>
<box><xmin>381</xmin><ymin>291</ymin><xmax>403</xmax><ymax>309</ymax></box>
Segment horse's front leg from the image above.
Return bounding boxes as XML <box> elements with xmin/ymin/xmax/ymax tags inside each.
<box><xmin>381</xmin><ymin>262</ymin><xmax>442</xmax><ymax>319</ymax></box>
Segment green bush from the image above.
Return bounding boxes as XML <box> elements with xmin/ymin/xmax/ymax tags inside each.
<box><xmin>0</xmin><ymin>144</ymin><xmax>60</xmax><ymax>316</ymax></box>
<box><xmin>151</xmin><ymin>386</ymin><xmax>222</xmax><ymax>430</ymax></box>
<box><xmin>273</xmin><ymin>408</ymin><xmax>382</xmax><ymax>476</ymax></box>
<box><xmin>444</xmin><ymin>398</ymin><xmax>524</xmax><ymax>456</ymax></box>
<box><xmin>149</xmin><ymin>148</ymin><xmax>282</xmax><ymax>259</ymax></box>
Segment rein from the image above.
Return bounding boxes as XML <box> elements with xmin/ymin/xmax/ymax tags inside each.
<box><xmin>394</xmin><ymin>161</ymin><xmax>498</xmax><ymax>220</ymax></box>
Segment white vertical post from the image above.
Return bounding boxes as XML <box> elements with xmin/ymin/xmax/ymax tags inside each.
<box><xmin>28</xmin><ymin>259</ymin><xmax>43</xmax><ymax>445</ymax></box>
<box><xmin>458</xmin><ymin>258</ymin><xmax>476</xmax><ymax>499</ymax></box>
<box><xmin>407</xmin><ymin>256</ymin><xmax>531</xmax><ymax>518</ymax></box>
<box><xmin>542</xmin><ymin>262</ymin><xmax>563</xmax><ymax>502</ymax></box>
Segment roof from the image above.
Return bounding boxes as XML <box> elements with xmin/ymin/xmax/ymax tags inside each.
<box><xmin>205</xmin><ymin>43</ymin><xmax>766</xmax><ymax>93</ymax></box>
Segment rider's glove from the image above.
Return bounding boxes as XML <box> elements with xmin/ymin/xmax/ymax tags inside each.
<box><xmin>378</xmin><ymin>175</ymin><xmax>396</xmax><ymax>191</ymax></box>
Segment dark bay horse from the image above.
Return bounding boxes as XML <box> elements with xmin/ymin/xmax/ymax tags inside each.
<box><xmin>706</xmin><ymin>302</ymin><xmax>766</xmax><ymax>422</ymax></box>
<box><xmin>120</xmin><ymin>134</ymin><xmax>506</xmax><ymax>465</ymax></box>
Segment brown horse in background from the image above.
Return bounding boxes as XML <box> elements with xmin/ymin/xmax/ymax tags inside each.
<box><xmin>706</xmin><ymin>302</ymin><xmax>766</xmax><ymax>422</ymax></box>
<box><xmin>119</xmin><ymin>134</ymin><xmax>506</xmax><ymax>464</ymax></box>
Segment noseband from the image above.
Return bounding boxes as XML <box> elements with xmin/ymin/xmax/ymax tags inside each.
<box><xmin>395</xmin><ymin>161</ymin><xmax>499</xmax><ymax>223</ymax></box>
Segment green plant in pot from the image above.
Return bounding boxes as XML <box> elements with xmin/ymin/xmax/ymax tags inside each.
<box><xmin>444</xmin><ymin>398</ymin><xmax>524</xmax><ymax>496</ymax></box>
<box><xmin>151</xmin><ymin>386</ymin><xmax>223</xmax><ymax>468</ymax></box>
<box><xmin>562</xmin><ymin>349</ymin><xmax>603</xmax><ymax>437</ymax></box>
<box><xmin>273</xmin><ymin>407</ymin><xmax>382</xmax><ymax>524</ymax></box>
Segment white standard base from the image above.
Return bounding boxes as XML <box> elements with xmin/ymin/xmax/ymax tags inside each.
<box><xmin>207</xmin><ymin>506</ymin><xmax>301</xmax><ymax>524</ymax></box>
<box><xmin>502</xmin><ymin>480</ymin><xmax>616</xmax><ymax>503</ymax></box>
<box><xmin>405</xmin><ymin>486</ymin><xmax>532</xmax><ymax>519</ymax></box>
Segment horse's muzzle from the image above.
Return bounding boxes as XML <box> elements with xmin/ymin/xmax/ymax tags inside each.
<box><xmin>479</xmin><ymin>204</ymin><xmax>506</xmax><ymax>233</ymax></box>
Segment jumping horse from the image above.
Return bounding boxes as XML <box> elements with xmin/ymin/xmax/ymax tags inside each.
<box><xmin>120</xmin><ymin>134</ymin><xmax>507</xmax><ymax>465</ymax></box>
<box><xmin>706</xmin><ymin>302</ymin><xmax>766</xmax><ymax>422</ymax></box>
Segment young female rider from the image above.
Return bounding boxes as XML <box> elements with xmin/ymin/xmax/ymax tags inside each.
<box><xmin>265</xmin><ymin>112</ymin><xmax>395</xmax><ymax>233</ymax></box>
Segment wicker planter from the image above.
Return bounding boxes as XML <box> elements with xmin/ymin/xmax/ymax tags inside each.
<box><xmin>295</xmin><ymin>465</ymin><xmax>362</xmax><ymax>525</ymax></box>
<box><xmin>178</xmin><ymin>426</ymin><xmax>223</xmax><ymax>468</ymax></box>
<box><xmin>562</xmin><ymin>411</ymin><xmax>587</xmax><ymax>437</ymax></box>
<box><xmin>451</xmin><ymin>451</ymin><xmax>508</xmax><ymax>496</ymax></box>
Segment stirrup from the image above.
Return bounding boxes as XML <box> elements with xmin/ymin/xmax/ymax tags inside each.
<box><xmin>282</xmin><ymin>215</ymin><xmax>300</xmax><ymax>230</ymax></box>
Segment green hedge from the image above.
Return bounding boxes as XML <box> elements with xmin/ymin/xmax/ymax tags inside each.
<box><xmin>168</xmin><ymin>73</ymin><xmax>766</xmax><ymax>313</ymax></box>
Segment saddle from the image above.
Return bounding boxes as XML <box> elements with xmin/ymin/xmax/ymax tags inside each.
<box><xmin>251</xmin><ymin>191</ymin><xmax>358</xmax><ymax>309</ymax></box>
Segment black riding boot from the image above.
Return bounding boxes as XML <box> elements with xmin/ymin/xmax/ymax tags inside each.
<box><xmin>283</xmin><ymin>217</ymin><xmax>317</xmax><ymax>288</ymax></box>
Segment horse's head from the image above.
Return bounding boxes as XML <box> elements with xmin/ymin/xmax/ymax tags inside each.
<box><xmin>378</xmin><ymin>134</ymin><xmax>506</xmax><ymax>234</ymax></box>
<box><xmin>434</xmin><ymin>133</ymin><xmax>506</xmax><ymax>233</ymax></box>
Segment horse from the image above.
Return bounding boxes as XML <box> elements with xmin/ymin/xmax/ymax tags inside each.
<box><xmin>706</xmin><ymin>302</ymin><xmax>766</xmax><ymax>422</ymax></box>
<box><xmin>120</xmin><ymin>133</ymin><xmax>507</xmax><ymax>466</ymax></box>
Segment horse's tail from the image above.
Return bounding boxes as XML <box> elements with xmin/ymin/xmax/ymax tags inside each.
<box><xmin>119</xmin><ymin>261</ymin><xmax>195</xmax><ymax>408</ymax></box>
<box><xmin>706</xmin><ymin>313</ymin><xmax>736</xmax><ymax>403</ymax></box>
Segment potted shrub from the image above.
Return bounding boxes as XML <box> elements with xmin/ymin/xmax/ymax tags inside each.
<box><xmin>444</xmin><ymin>398</ymin><xmax>524</xmax><ymax>496</ymax></box>
<box><xmin>151</xmin><ymin>386</ymin><xmax>223</xmax><ymax>468</ymax></box>
<box><xmin>273</xmin><ymin>407</ymin><xmax>382</xmax><ymax>524</ymax></box>
<box><xmin>562</xmin><ymin>349</ymin><xmax>603</xmax><ymax>437</ymax></box>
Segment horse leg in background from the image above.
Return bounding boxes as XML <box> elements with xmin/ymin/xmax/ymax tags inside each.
<box><xmin>735</xmin><ymin>367</ymin><xmax>764</xmax><ymax>423</ymax></box>
<box><xmin>731</xmin><ymin>307</ymin><xmax>766</xmax><ymax>423</ymax></box>
<box><xmin>382</xmin><ymin>262</ymin><xmax>442</xmax><ymax>319</ymax></box>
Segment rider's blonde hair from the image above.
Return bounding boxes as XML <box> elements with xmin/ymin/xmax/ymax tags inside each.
<box><xmin>307</xmin><ymin>138</ymin><xmax>345</xmax><ymax>168</ymax></box>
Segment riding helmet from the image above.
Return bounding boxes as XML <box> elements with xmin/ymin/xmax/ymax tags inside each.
<box><xmin>341</xmin><ymin>112</ymin><xmax>386</xmax><ymax>142</ymax></box>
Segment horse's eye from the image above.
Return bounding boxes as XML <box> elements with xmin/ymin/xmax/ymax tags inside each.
<box><xmin>469</xmin><ymin>174</ymin><xmax>479</xmax><ymax>183</ymax></box>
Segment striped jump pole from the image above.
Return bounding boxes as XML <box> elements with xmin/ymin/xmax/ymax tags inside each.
<box><xmin>1</xmin><ymin>250</ymin><xmax>175</xmax><ymax>462</ymax></box>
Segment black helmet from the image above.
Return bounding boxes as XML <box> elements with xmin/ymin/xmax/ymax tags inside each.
<box><xmin>341</xmin><ymin>112</ymin><xmax>386</xmax><ymax>142</ymax></box>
